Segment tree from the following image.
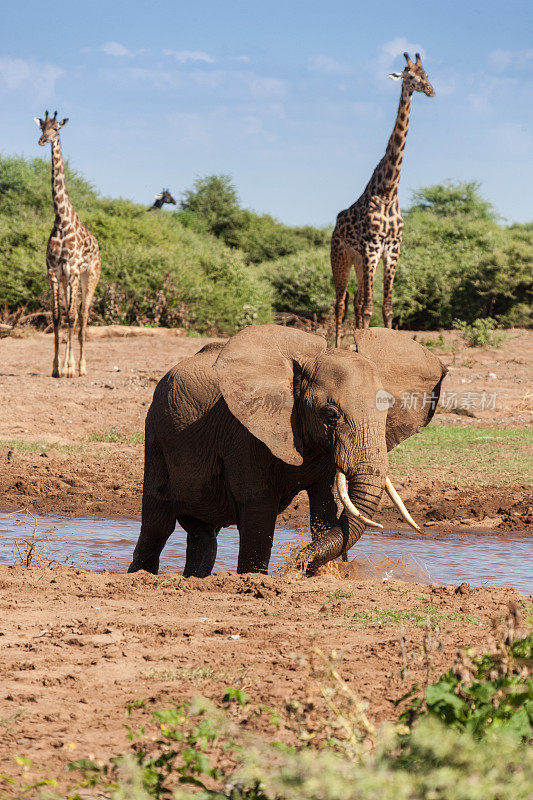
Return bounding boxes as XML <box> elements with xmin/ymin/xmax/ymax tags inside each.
<box><xmin>408</xmin><ymin>181</ymin><xmax>496</xmax><ymax>221</ymax></box>
<box><xmin>180</xmin><ymin>174</ymin><xmax>243</xmax><ymax>246</ymax></box>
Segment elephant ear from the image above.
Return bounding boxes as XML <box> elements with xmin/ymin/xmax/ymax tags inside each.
<box><xmin>353</xmin><ymin>329</ymin><xmax>447</xmax><ymax>451</ymax></box>
<box><xmin>214</xmin><ymin>325</ymin><xmax>327</xmax><ymax>465</ymax></box>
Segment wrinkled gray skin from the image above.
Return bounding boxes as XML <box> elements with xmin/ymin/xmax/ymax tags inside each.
<box><xmin>128</xmin><ymin>325</ymin><xmax>446</xmax><ymax>577</ymax></box>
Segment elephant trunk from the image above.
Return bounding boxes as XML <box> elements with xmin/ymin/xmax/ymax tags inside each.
<box><xmin>294</xmin><ymin>462</ymin><xmax>386</xmax><ymax>577</ymax></box>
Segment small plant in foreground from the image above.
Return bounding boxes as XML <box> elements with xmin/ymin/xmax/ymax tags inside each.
<box><xmin>452</xmin><ymin>317</ymin><xmax>504</xmax><ymax>348</ymax></box>
<box><xmin>399</xmin><ymin>603</ymin><xmax>533</xmax><ymax>740</ymax></box>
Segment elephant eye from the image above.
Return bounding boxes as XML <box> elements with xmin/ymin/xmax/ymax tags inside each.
<box><xmin>323</xmin><ymin>405</ymin><xmax>340</xmax><ymax>424</ymax></box>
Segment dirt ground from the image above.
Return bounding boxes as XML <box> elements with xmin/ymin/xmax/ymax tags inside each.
<box><xmin>0</xmin><ymin>327</ymin><xmax>531</xmax><ymax>793</ymax></box>
<box><xmin>0</xmin><ymin>566</ymin><xmax>530</xmax><ymax>793</ymax></box>
<box><xmin>0</xmin><ymin>326</ymin><xmax>531</xmax><ymax>528</ymax></box>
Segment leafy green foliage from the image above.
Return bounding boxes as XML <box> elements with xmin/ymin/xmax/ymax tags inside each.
<box><xmin>394</xmin><ymin>183</ymin><xmax>532</xmax><ymax>329</ymax></box>
<box><xmin>63</xmin><ymin>703</ymin><xmax>533</xmax><ymax>800</ymax></box>
<box><xmin>178</xmin><ymin>174</ymin><xmax>329</xmax><ymax>262</ymax></box>
<box><xmin>269</xmin><ymin>251</ymin><xmax>333</xmax><ymax>319</ymax></box>
<box><xmin>400</xmin><ymin>608</ymin><xmax>533</xmax><ymax>742</ymax></box>
<box><xmin>179</xmin><ymin>174</ymin><xmax>244</xmax><ymax>246</ymax></box>
<box><xmin>0</xmin><ymin>157</ymin><xmax>530</xmax><ymax>334</ymax></box>
<box><xmin>409</xmin><ymin>180</ymin><xmax>497</xmax><ymax>220</ymax></box>
<box><xmin>0</xmin><ymin>158</ymin><xmax>273</xmax><ymax>334</ymax></box>
<box><xmin>422</xmin><ymin>631</ymin><xmax>532</xmax><ymax>740</ymax></box>
<box><xmin>222</xmin><ymin>687</ymin><xmax>250</xmax><ymax>706</ymax></box>
<box><xmin>453</xmin><ymin>318</ymin><xmax>504</xmax><ymax>347</ymax></box>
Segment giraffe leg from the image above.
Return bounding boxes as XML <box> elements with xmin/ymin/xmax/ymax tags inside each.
<box><xmin>362</xmin><ymin>245</ymin><xmax>380</xmax><ymax>329</ymax></box>
<box><xmin>331</xmin><ymin>234</ymin><xmax>351</xmax><ymax>348</ymax></box>
<box><xmin>78</xmin><ymin>267</ymin><xmax>99</xmax><ymax>376</ymax></box>
<box><xmin>382</xmin><ymin>241</ymin><xmax>400</xmax><ymax>329</ymax></box>
<box><xmin>48</xmin><ymin>271</ymin><xmax>61</xmax><ymax>378</ymax></box>
<box><xmin>353</xmin><ymin>252</ymin><xmax>365</xmax><ymax>330</ymax></box>
<box><xmin>62</xmin><ymin>274</ymin><xmax>79</xmax><ymax>378</ymax></box>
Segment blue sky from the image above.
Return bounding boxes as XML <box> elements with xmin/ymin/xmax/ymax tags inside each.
<box><xmin>2</xmin><ymin>0</ymin><xmax>532</xmax><ymax>225</ymax></box>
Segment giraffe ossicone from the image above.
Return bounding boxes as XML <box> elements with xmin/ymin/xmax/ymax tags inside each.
<box><xmin>36</xmin><ymin>111</ymin><xmax>101</xmax><ymax>378</ymax></box>
<box><xmin>331</xmin><ymin>52</ymin><xmax>434</xmax><ymax>346</ymax></box>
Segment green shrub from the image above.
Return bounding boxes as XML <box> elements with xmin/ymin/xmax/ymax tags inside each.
<box><xmin>178</xmin><ymin>175</ymin><xmax>330</xmax><ymax>263</ymax></box>
<box><xmin>400</xmin><ymin>610</ymin><xmax>533</xmax><ymax>741</ymax></box>
<box><xmin>0</xmin><ymin>160</ymin><xmax>273</xmax><ymax>334</ymax></box>
<box><xmin>452</xmin><ymin>318</ymin><xmax>504</xmax><ymax>348</ymax></box>
<box><xmin>61</xmin><ymin>705</ymin><xmax>533</xmax><ymax>800</ymax></box>
<box><xmin>409</xmin><ymin>180</ymin><xmax>497</xmax><ymax>220</ymax></box>
<box><xmin>269</xmin><ymin>250</ymin><xmax>333</xmax><ymax>320</ymax></box>
<box><xmin>0</xmin><ymin>158</ymin><xmax>530</xmax><ymax>334</ymax></box>
<box><xmin>394</xmin><ymin>183</ymin><xmax>532</xmax><ymax>329</ymax></box>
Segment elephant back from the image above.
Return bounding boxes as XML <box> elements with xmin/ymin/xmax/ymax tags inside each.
<box><xmin>149</xmin><ymin>341</ymin><xmax>225</xmax><ymax>434</ymax></box>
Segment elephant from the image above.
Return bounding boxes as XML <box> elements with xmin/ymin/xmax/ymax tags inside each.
<box><xmin>128</xmin><ymin>324</ymin><xmax>446</xmax><ymax>577</ymax></box>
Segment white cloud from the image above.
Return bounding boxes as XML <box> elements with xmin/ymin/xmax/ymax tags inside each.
<box><xmin>246</xmin><ymin>75</ymin><xmax>286</xmax><ymax>98</ymax></box>
<box><xmin>0</xmin><ymin>56</ymin><xmax>63</xmax><ymax>100</ymax></box>
<box><xmin>308</xmin><ymin>54</ymin><xmax>350</xmax><ymax>75</ymax></box>
<box><xmin>374</xmin><ymin>37</ymin><xmax>426</xmax><ymax>78</ymax></box>
<box><xmin>235</xmin><ymin>55</ymin><xmax>250</xmax><ymax>63</ymax></box>
<box><xmin>101</xmin><ymin>41</ymin><xmax>131</xmax><ymax>57</ymax></box>
<box><xmin>163</xmin><ymin>49</ymin><xmax>214</xmax><ymax>64</ymax></box>
<box><xmin>489</xmin><ymin>48</ymin><xmax>533</xmax><ymax>72</ymax></box>
<box><xmin>467</xmin><ymin>75</ymin><xmax>516</xmax><ymax>115</ymax></box>
<box><xmin>104</xmin><ymin>66</ymin><xmax>287</xmax><ymax>98</ymax></box>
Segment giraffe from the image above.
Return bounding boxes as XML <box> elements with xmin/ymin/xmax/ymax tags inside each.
<box><xmin>149</xmin><ymin>188</ymin><xmax>177</xmax><ymax>210</ymax></box>
<box><xmin>331</xmin><ymin>53</ymin><xmax>434</xmax><ymax>346</ymax></box>
<box><xmin>34</xmin><ymin>111</ymin><xmax>101</xmax><ymax>378</ymax></box>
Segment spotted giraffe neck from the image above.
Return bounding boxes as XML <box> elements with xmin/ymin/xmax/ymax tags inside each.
<box><xmin>50</xmin><ymin>137</ymin><xmax>76</xmax><ymax>226</ymax></box>
<box><xmin>365</xmin><ymin>82</ymin><xmax>413</xmax><ymax>201</ymax></box>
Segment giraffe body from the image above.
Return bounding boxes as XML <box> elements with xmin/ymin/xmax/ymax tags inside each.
<box><xmin>35</xmin><ymin>112</ymin><xmax>101</xmax><ymax>377</ymax></box>
<box><xmin>332</xmin><ymin>53</ymin><xmax>434</xmax><ymax>346</ymax></box>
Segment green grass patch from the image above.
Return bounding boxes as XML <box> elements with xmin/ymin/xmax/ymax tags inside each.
<box><xmin>341</xmin><ymin>605</ymin><xmax>481</xmax><ymax>630</ymax></box>
<box><xmin>0</xmin><ymin>439</ymin><xmax>79</xmax><ymax>454</ymax></box>
<box><xmin>390</xmin><ymin>425</ymin><xmax>533</xmax><ymax>486</ymax></box>
<box><xmin>85</xmin><ymin>427</ymin><xmax>144</xmax><ymax>444</ymax></box>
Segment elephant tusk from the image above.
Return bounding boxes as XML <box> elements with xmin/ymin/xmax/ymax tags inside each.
<box><xmin>385</xmin><ymin>476</ymin><xmax>423</xmax><ymax>533</ymax></box>
<box><xmin>335</xmin><ymin>471</ymin><xmax>383</xmax><ymax>530</ymax></box>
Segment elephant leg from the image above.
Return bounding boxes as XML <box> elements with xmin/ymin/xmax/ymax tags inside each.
<box><xmin>308</xmin><ymin>479</ymin><xmax>349</xmax><ymax>561</ymax></box>
<box><xmin>179</xmin><ymin>515</ymin><xmax>219</xmax><ymax>578</ymax></box>
<box><xmin>236</xmin><ymin>501</ymin><xmax>278</xmax><ymax>574</ymax></box>
<box><xmin>128</xmin><ymin>495</ymin><xmax>176</xmax><ymax>574</ymax></box>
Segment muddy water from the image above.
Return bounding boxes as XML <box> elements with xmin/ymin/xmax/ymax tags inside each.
<box><xmin>0</xmin><ymin>511</ymin><xmax>531</xmax><ymax>593</ymax></box>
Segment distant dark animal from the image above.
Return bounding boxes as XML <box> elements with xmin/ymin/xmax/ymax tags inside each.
<box><xmin>149</xmin><ymin>189</ymin><xmax>177</xmax><ymax>210</ymax></box>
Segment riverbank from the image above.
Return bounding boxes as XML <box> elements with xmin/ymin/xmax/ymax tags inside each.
<box><xmin>0</xmin><ymin>326</ymin><xmax>531</xmax><ymax>531</ymax></box>
<box><xmin>0</xmin><ymin>566</ymin><xmax>530</xmax><ymax>793</ymax></box>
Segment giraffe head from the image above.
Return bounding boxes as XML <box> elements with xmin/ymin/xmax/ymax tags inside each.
<box><xmin>154</xmin><ymin>188</ymin><xmax>177</xmax><ymax>206</ymax></box>
<box><xmin>388</xmin><ymin>53</ymin><xmax>434</xmax><ymax>97</ymax></box>
<box><xmin>34</xmin><ymin>110</ymin><xmax>69</xmax><ymax>146</ymax></box>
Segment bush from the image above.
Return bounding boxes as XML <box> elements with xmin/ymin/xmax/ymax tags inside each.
<box><xmin>452</xmin><ymin>318</ymin><xmax>504</xmax><ymax>348</ymax></box>
<box><xmin>0</xmin><ymin>158</ymin><xmax>530</xmax><ymax>334</ymax></box>
<box><xmin>400</xmin><ymin>608</ymin><xmax>533</xmax><ymax>741</ymax></box>
<box><xmin>0</xmin><ymin>160</ymin><xmax>273</xmax><ymax>334</ymax></box>
<box><xmin>179</xmin><ymin>174</ymin><xmax>244</xmax><ymax>246</ymax></box>
<box><xmin>178</xmin><ymin>175</ymin><xmax>330</xmax><ymax>263</ymax></box>
<box><xmin>393</xmin><ymin>183</ymin><xmax>532</xmax><ymax>329</ymax></box>
<box><xmin>269</xmin><ymin>250</ymin><xmax>333</xmax><ymax>320</ymax></box>
<box><xmin>409</xmin><ymin>180</ymin><xmax>497</xmax><ymax>221</ymax></box>
<box><xmin>59</xmin><ymin>704</ymin><xmax>533</xmax><ymax>800</ymax></box>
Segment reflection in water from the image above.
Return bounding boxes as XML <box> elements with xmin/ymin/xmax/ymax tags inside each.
<box><xmin>0</xmin><ymin>511</ymin><xmax>531</xmax><ymax>593</ymax></box>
